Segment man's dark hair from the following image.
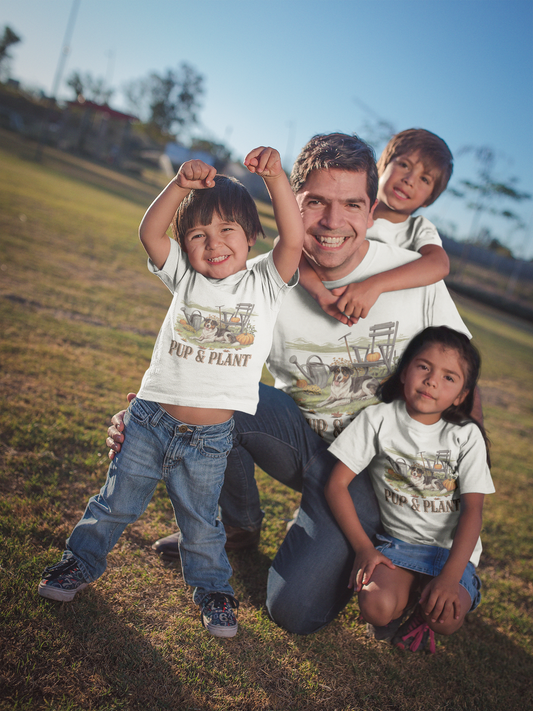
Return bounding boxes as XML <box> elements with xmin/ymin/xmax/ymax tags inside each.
<box><xmin>172</xmin><ymin>174</ymin><xmax>264</xmax><ymax>248</ymax></box>
<box><xmin>377</xmin><ymin>128</ymin><xmax>453</xmax><ymax>205</ymax></box>
<box><xmin>290</xmin><ymin>133</ymin><xmax>378</xmax><ymax>204</ymax></box>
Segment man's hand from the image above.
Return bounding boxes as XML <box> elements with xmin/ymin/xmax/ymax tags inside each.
<box><xmin>244</xmin><ymin>146</ymin><xmax>283</xmax><ymax>179</ymax></box>
<box><xmin>107</xmin><ymin>393</ymin><xmax>136</xmax><ymax>460</ymax></box>
<box><xmin>174</xmin><ymin>159</ymin><xmax>217</xmax><ymax>190</ymax></box>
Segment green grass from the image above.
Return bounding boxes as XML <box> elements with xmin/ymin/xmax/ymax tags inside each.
<box><xmin>1</xmin><ymin>129</ymin><xmax>532</xmax><ymax>710</ymax></box>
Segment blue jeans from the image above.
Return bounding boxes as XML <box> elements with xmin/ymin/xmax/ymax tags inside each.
<box><xmin>222</xmin><ymin>383</ymin><xmax>382</xmax><ymax>634</ymax></box>
<box><xmin>67</xmin><ymin>398</ymin><xmax>235</xmax><ymax>605</ymax></box>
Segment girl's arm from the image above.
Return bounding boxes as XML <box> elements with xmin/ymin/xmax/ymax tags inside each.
<box><xmin>419</xmin><ymin>492</ymin><xmax>484</xmax><ymax>623</ymax></box>
<box><xmin>244</xmin><ymin>147</ymin><xmax>304</xmax><ymax>284</ymax></box>
<box><xmin>325</xmin><ymin>461</ymin><xmax>394</xmax><ymax>590</ymax></box>
<box><xmin>334</xmin><ymin>244</ymin><xmax>450</xmax><ymax>322</ymax></box>
<box><xmin>139</xmin><ymin>160</ymin><xmax>217</xmax><ymax>270</ymax></box>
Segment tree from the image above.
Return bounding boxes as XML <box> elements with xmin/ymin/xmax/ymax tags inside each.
<box><xmin>189</xmin><ymin>138</ymin><xmax>231</xmax><ymax>171</ymax></box>
<box><xmin>353</xmin><ymin>97</ymin><xmax>396</xmax><ymax>155</ymax></box>
<box><xmin>449</xmin><ymin>145</ymin><xmax>531</xmax><ymax>239</ymax></box>
<box><xmin>66</xmin><ymin>70</ymin><xmax>114</xmax><ymax>104</ymax></box>
<box><xmin>66</xmin><ymin>71</ymin><xmax>83</xmax><ymax>99</ymax></box>
<box><xmin>0</xmin><ymin>25</ymin><xmax>21</xmax><ymax>79</ymax></box>
<box><xmin>124</xmin><ymin>62</ymin><xmax>204</xmax><ymax>140</ymax></box>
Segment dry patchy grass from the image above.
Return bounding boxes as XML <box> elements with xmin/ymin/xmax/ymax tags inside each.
<box><xmin>1</xmin><ymin>133</ymin><xmax>532</xmax><ymax>711</ymax></box>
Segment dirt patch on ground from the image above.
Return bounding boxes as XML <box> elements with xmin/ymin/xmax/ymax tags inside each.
<box><xmin>479</xmin><ymin>386</ymin><xmax>516</xmax><ymax>409</ymax></box>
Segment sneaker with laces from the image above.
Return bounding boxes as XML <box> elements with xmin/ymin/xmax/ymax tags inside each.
<box><xmin>392</xmin><ymin>606</ymin><xmax>436</xmax><ymax>653</ymax></box>
<box><xmin>200</xmin><ymin>593</ymin><xmax>239</xmax><ymax>638</ymax></box>
<box><xmin>38</xmin><ymin>557</ymin><xmax>89</xmax><ymax>602</ymax></box>
<box><xmin>366</xmin><ymin>591</ymin><xmax>419</xmax><ymax>642</ymax></box>
<box><xmin>367</xmin><ymin>614</ymin><xmax>407</xmax><ymax>642</ymax></box>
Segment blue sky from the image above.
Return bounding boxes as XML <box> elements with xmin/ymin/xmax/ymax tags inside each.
<box><xmin>2</xmin><ymin>0</ymin><xmax>532</xmax><ymax>257</ymax></box>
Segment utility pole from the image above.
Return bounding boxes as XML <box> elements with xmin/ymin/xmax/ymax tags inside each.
<box><xmin>35</xmin><ymin>0</ymin><xmax>81</xmax><ymax>160</ymax></box>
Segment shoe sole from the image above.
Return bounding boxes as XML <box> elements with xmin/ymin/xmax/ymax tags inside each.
<box><xmin>38</xmin><ymin>581</ymin><xmax>88</xmax><ymax>602</ymax></box>
<box><xmin>204</xmin><ymin>620</ymin><xmax>238</xmax><ymax>638</ymax></box>
<box><xmin>156</xmin><ymin>551</ymin><xmax>181</xmax><ymax>562</ymax></box>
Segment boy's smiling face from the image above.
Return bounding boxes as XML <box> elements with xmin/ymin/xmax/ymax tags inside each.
<box><xmin>182</xmin><ymin>215</ymin><xmax>255</xmax><ymax>278</ymax></box>
<box><xmin>377</xmin><ymin>151</ymin><xmax>439</xmax><ymax>223</ymax></box>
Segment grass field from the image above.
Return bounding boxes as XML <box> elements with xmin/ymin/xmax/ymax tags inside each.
<box><xmin>1</xmin><ymin>130</ymin><xmax>532</xmax><ymax>711</ymax></box>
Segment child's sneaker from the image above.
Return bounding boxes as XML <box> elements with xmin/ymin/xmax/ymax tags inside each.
<box><xmin>391</xmin><ymin>606</ymin><xmax>436</xmax><ymax>653</ymax></box>
<box><xmin>38</xmin><ymin>557</ymin><xmax>89</xmax><ymax>602</ymax></box>
<box><xmin>367</xmin><ymin>614</ymin><xmax>407</xmax><ymax>642</ymax></box>
<box><xmin>366</xmin><ymin>591</ymin><xmax>419</xmax><ymax>642</ymax></box>
<box><xmin>200</xmin><ymin>593</ymin><xmax>239</xmax><ymax>638</ymax></box>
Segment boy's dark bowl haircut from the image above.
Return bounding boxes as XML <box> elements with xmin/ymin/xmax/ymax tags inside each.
<box><xmin>377</xmin><ymin>128</ymin><xmax>454</xmax><ymax>205</ymax></box>
<box><xmin>173</xmin><ymin>175</ymin><xmax>264</xmax><ymax>248</ymax></box>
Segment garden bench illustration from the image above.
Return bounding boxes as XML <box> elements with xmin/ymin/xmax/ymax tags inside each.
<box><xmin>339</xmin><ymin>320</ymin><xmax>399</xmax><ymax>375</ymax></box>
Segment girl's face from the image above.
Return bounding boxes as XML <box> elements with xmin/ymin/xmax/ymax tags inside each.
<box><xmin>400</xmin><ymin>344</ymin><xmax>468</xmax><ymax>425</ymax></box>
<box><xmin>182</xmin><ymin>214</ymin><xmax>256</xmax><ymax>279</ymax></box>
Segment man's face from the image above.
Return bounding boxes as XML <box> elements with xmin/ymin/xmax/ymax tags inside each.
<box><xmin>296</xmin><ymin>169</ymin><xmax>376</xmax><ymax>280</ymax></box>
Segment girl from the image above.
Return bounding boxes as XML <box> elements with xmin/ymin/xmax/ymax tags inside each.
<box><xmin>325</xmin><ymin>326</ymin><xmax>493</xmax><ymax>652</ymax></box>
<box><xmin>38</xmin><ymin>147</ymin><xmax>304</xmax><ymax>638</ymax></box>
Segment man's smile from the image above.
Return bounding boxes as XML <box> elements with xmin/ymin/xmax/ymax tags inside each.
<box><xmin>312</xmin><ymin>234</ymin><xmax>349</xmax><ymax>247</ymax></box>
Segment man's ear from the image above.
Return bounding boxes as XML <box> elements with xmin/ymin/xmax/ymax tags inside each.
<box><xmin>247</xmin><ymin>234</ymin><xmax>257</xmax><ymax>251</ymax></box>
<box><xmin>367</xmin><ymin>198</ymin><xmax>378</xmax><ymax>228</ymax></box>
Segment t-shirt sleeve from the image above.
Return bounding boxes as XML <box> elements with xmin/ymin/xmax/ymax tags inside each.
<box><xmin>250</xmin><ymin>250</ymin><xmax>299</xmax><ymax>309</ymax></box>
<box><xmin>425</xmin><ymin>281</ymin><xmax>472</xmax><ymax>339</ymax></box>
<box><xmin>410</xmin><ymin>216</ymin><xmax>443</xmax><ymax>252</ymax></box>
<box><xmin>146</xmin><ymin>238</ymin><xmax>187</xmax><ymax>293</ymax></box>
<box><xmin>328</xmin><ymin>408</ymin><xmax>380</xmax><ymax>474</ymax></box>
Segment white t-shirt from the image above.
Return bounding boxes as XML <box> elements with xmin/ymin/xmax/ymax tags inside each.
<box><xmin>137</xmin><ymin>240</ymin><xmax>297</xmax><ymax>415</ymax></box>
<box><xmin>329</xmin><ymin>400</ymin><xmax>495</xmax><ymax>565</ymax></box>
<box><xmin>367</xmin><ymin>215</ymin><xmax>442</xmax><ymax>252</ymax></box>
<box><xmin>262</xmin><ymin>240</ymin><xmax>471</xmax><ymax>444</ymax></box>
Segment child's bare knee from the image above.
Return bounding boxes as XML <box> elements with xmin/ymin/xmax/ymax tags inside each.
<box><xmin>359</xmin><ymin>591</ymin><xmax>398</xmax><ymax>627</ymax></box>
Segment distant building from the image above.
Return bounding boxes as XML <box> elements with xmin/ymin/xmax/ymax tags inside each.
<box><xmin>60</xmin><ymin>99</ymin><xmax>138</xmax><ymax>165</ymax></box>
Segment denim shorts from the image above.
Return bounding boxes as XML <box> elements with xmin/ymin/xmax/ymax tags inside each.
<box><xmin>376</xmin><ymin>533</ymin><xmax>482</xmax><ymax>611</ymax></box>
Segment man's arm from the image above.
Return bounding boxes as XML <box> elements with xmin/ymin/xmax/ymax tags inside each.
<box><xmin>472</xmin><ymin>386</ymin><xmax>483</xmax><ymax>426</ymax></box>
<box><xmin>244</xmin><ymin>147</ymin><xmax>304</xmax><ymax>284</ymax></box>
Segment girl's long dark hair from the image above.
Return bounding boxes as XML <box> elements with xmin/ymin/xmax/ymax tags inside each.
<box><xmin>378</xmin><ymin>326</ymin><xmax>490</xmax><ymax>465</ymax></box>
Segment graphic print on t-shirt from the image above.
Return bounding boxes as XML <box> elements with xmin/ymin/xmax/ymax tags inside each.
<box><xmin>175</xmin><ymin>301</ymin><xmax>256</xmax><ymax>349</ymax></box>
<box><xmin>286</xmin><ymin>320</ymin><xmax>403</xmax><ymax>438</ymax></box>
<box><xmin>384</xmin><ymin>448</ymin><xmax>457</xmax><ymax>499</ymax></box>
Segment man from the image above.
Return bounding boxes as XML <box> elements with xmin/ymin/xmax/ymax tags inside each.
<box><xmin>108</xmin><ymin>133</ymin><xmax>472</xmax><ymax>635</ymax></box>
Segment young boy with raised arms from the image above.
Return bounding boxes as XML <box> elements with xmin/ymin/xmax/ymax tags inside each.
<box><xmin>38</xmin><ymin>146</ymin><xmax>304</xmax><ymax>638</ymax></box>
<box><xmin>299</xmin><ymin>128</ymin><xmax>453</xmax><ymax>325</ymax></box>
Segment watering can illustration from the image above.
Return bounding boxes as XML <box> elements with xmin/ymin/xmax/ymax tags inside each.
<box><xmin>181</xmin><ymin>307</ymin><xmax>203</xmax><ymax>331</ymax></box>
<box><xmin>289</xmin><ymin>354</ymin><xmax>330</xmax><ymax>389</ymax></box>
